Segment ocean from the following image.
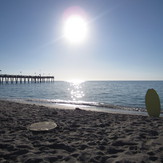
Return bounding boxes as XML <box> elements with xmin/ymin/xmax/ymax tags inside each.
<box><xmin>0</xmin><ymin>81</ymin><xmax>163</xmax><ymax>115</ymax></box>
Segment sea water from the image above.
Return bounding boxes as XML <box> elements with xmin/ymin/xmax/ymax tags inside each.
<box><xmin>0</xmin><ymin>81</ymin><xmax>163</xmax><ymax>114</ymax></box>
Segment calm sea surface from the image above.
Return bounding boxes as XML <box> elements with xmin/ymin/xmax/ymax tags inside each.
<box><xmin>0</xmin><ymin>81</ymin><xmax>163</xmax><ymax>113</ymax></box>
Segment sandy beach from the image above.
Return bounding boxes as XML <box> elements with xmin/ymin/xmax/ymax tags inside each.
<box><xmin>0</xmin><ymin>100</ymin><xmax>163</xmax><ymax>163</ymax></box>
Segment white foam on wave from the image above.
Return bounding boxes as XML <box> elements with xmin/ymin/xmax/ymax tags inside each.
<box><xmin>2</xmin><ymin>97</ymin><xmax>163</xmax><ymax>117</ymax></box>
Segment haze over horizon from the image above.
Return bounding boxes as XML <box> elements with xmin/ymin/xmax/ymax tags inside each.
<box><xmin>0</xmin><ymin>0</ymin><xmax>163</xmax><ymax>81</ymax></box>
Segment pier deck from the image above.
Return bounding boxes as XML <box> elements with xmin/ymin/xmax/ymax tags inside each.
<box><xmin>0</xmin><ymin>74</ymin><xmax>54</xmax><ymax>84</ymax></box>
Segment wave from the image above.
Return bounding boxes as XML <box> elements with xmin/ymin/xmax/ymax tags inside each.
<box><xmin>23</xmin><ymin>98</ymin><xmax>146</xmax><ymax>113</ymax></box>
<box><xmin>2</xmin><ymin>97</ymin><xmax>163</xmax><ymax>116</ymax></box>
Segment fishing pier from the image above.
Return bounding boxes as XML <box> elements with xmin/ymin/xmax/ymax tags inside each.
<box><xmin>0</xmin><ymin>74</ymin><xmax>54</xmax><ymax>84</ymax></box>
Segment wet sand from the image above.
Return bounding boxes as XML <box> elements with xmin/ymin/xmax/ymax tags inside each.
<box><xmin>0</xmin><ymin>100</ymin><xmax>163</xmax><ymax>163</ymax></box>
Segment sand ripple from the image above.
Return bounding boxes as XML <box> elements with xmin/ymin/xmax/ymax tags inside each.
<box><xmin>0</xmin><ymin>100</ymin><xmax>163</xmax><ymax>163</ymax></box>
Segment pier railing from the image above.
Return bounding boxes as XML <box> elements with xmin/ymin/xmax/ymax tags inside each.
<box><xmin>0</xmin><ymin>74</ymin><xmax>54</xmax><ymax>84</ymax></box>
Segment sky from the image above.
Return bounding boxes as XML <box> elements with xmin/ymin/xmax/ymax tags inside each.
<box><xmin>0</xmin><ymin>0</ymin><xmax>163</xmax><ymax>81</ymax></box>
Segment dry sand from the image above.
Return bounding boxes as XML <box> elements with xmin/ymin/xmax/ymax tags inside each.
<box><xmin>0</xmin><ymin>100</ymin><xmax>163</xmax><ymax>163</ymax></box>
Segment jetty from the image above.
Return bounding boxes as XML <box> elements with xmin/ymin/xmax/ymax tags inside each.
<box><xmin>0</xmin><ymin>74</ymin><xmax>54</xmax><ymax>84</ymax></box>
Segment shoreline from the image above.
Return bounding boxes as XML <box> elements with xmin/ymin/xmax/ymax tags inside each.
<box><xmin>2</xmin><ymin>98</ymin><xmax>163</xmax><ymax>117</ymax></box>
<box><xmin>0</xmin><ymin>98</ymin><xmax>151</xmax><ymax>116</ymax></box>
<box><xmin>0</xmin><ymin>100</ymin><xmax>163</xmax><ymax>162</ymax></box>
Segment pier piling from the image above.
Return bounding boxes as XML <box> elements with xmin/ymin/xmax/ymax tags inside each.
<box><xmin>0</xmin><ymin>74</ymin><xmax>54</xmax><ymax>84</ymax></box>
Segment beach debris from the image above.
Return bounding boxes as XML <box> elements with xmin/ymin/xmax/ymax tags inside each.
<box><xmin>28</xmin><ymin>121</ymin><xmax>57</xmax><ymax>132</ymax></box>
<box><xmin>145</xmin><ymin>89</ymin><xmax>161</xmax><ymax>117</ymax></box>
<box><xmin>75</xmin><ymin>107</ymin><xmax>82</xmax><ymax>111</ymax></box>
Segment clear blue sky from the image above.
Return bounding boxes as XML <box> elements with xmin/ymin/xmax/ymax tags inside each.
<box><xmin>0</xmin><ymin>0</ymin><xmax>163</xmax><ymax>81</ymax></box>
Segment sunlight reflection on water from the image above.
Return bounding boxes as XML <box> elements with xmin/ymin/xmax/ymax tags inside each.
<box><xmin>67</xmin><ymin>80</ymin><xmax>85</xmax><ymax>100</ymax></box>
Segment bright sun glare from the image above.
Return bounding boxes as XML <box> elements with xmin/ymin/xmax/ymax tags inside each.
<box><xmin>63</xmin><ymin>15</ymin><xmax>88</xmax><ymax>44</ymax></box>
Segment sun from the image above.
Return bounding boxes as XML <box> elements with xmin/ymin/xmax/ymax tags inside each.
<box><xmin>63</xmin><ymin>15</ymin><xmax>88</xmax><ymax>44</ymax></box>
